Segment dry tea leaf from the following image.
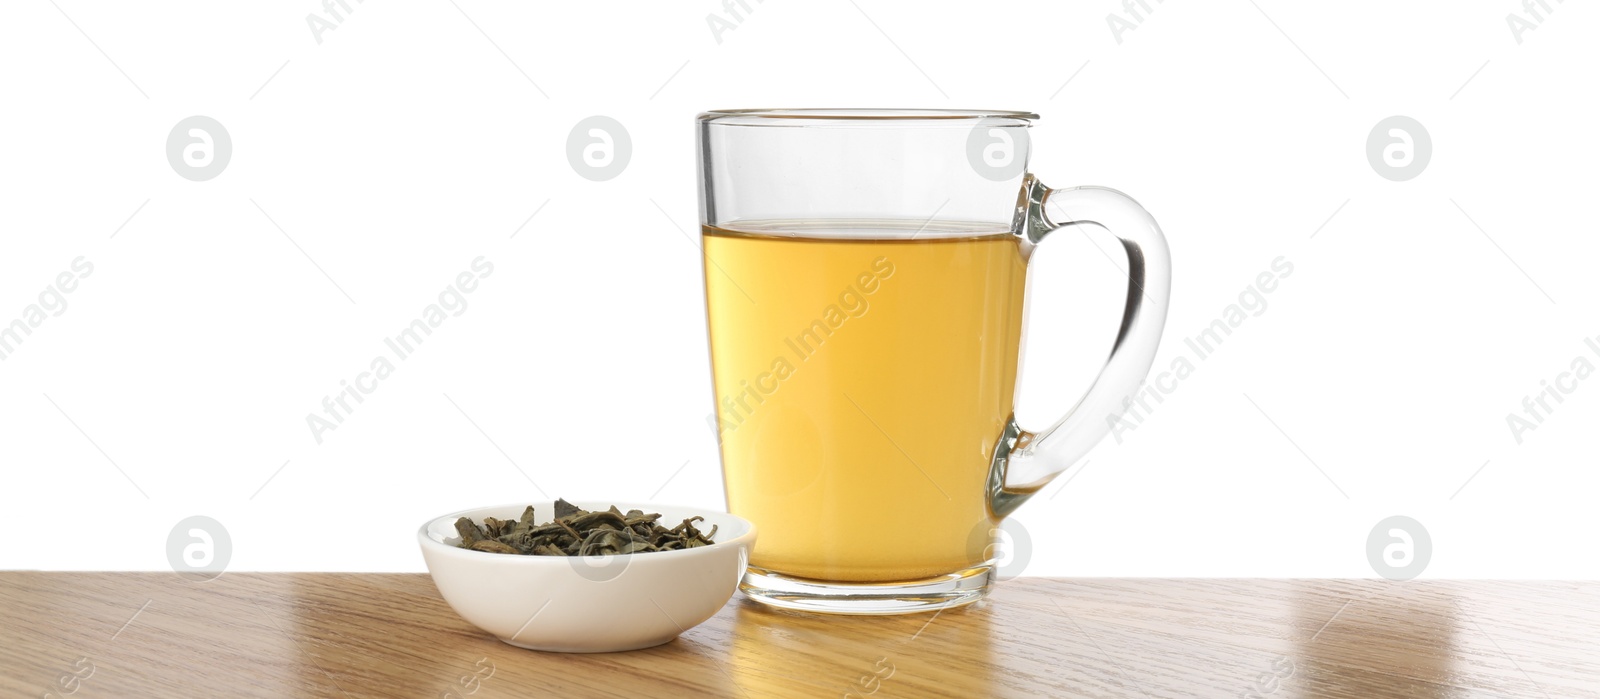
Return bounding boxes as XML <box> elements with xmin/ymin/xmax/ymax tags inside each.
<box><xmin>454</xmin><ymin>499</ymin><xmax>718</xmax><ymax>557</ymax></box>
<box><xmin>454</xmin><ymin>517</ymin><xmax>488</xmax><ymax>547</ymax></box>
<box><xmin>469</xmin><ymin>539</ymin><xmax>519</xmax><ymax>554</ymax></box>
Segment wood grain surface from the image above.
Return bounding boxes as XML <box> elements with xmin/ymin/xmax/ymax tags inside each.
<box><xmin>1</xmin><ymin>573</ymin><xmax>1595</xmax><ymax>698</ymax></box>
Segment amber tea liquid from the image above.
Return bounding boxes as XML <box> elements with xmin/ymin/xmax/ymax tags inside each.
<box><xmin>704</xmin><ymin>221</ymin><xmax>1028</xmax><ymax>582</ymax></box>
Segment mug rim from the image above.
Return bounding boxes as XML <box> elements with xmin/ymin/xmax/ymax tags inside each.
<box><xmin>698</xmin><ymin>108</ymin><xmax>1038</xmax><ymax>126</ymax></box>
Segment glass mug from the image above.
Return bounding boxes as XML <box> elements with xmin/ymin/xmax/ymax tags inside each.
<box><xmin>697</xmin><ymin>109</ymin><xmax>1170</xmax><ymax>613</ymax></box>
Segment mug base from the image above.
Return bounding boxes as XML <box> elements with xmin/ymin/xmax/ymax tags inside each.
<box><xmin>738</xmin><ymin>563</ymin><xmax>994</xmax><ymax>615</ymax></box>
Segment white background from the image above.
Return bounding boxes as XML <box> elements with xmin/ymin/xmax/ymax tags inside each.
<box><xmin>1</xmin><ymin>1</ymin><xmax>1596</xmax><ymax>578</ymax></box>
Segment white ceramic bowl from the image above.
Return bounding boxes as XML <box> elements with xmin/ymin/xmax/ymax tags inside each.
<box><xmin>418</xmin><ymin>501</ymin><xmax>755</xmax><ymax>653</ymax></box>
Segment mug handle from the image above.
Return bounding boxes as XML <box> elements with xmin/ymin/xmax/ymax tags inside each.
<box><xmin>987</xmin><ymin>175</ymin><xmax>1172</xmax><ymax>517</ymax></box>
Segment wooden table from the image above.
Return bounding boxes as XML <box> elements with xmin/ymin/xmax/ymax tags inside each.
<box><xmin>2</xmin><ymin>573</ymin><xmax>1596</xmax><ymax>698</ymax></box>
